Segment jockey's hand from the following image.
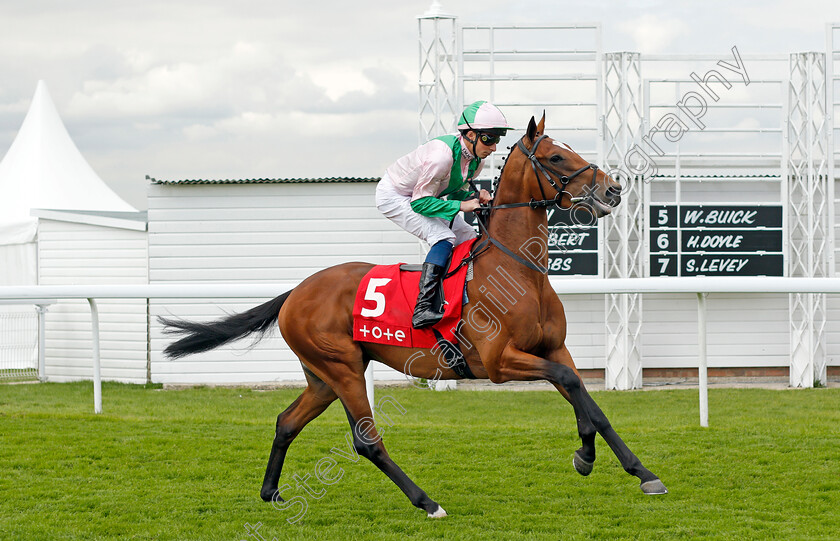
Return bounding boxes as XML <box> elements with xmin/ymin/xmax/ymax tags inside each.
<box><xmin>478</xmin><ymin>189</ymin><xmax>492</xmax><ymax>205</ymax></box>
<box><xmin>460</xmin><ymin>198</ymin><xmax>481</xmax><ymax>213</ymax></box>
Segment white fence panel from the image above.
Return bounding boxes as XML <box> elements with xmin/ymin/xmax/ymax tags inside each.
<box><xmin>0</xmin><ymin>306</ymin><xmax>37</xmax><ymax>380</ymax></box>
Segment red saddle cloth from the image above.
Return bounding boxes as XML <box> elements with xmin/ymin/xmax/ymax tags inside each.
<box><xmin>352</xmin><ymin>239</ymin><xmax>475</xmax><ymax>349</ymax></box>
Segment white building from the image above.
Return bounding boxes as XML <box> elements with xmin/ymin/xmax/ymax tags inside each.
<box><xmin>146</xmin><ymin>177</ymin><xmax>422</xmax><ymax>384</ymax></box>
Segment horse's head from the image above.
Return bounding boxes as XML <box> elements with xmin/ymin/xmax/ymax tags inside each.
<box><xmin>507</xmin><ymin>114</ymin><xmax>622</xmax><ymax>218</ymax></box>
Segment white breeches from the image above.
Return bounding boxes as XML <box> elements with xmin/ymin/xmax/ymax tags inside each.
<box><xmin>376</xmin><ymin>176</ymin><xmax>477</xmax><ymax>248</ymax></box>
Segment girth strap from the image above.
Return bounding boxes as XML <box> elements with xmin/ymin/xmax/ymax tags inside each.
<box><xmin>432</xmin><ymin>329</ymin><xmax>476</xmax><ymax>379</ymax></box>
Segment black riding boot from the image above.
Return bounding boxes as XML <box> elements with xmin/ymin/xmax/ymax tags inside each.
<box><xmin>412</xmin><ymin>262</ymin><xmax>446</xmax><ymax>329</ymax></box>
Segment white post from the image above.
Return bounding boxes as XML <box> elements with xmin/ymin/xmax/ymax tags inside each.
<box><xmin>88</xmin><ymin>298</ymin><xmax>102</xmax><ymax>414</ymax></box>
<box><xmin>35</xmin><ymin>304</ymin><xmax>48</xmax><ymax>381</ymax></box>
<box><xmin>697</xmin><ymin>292</ymin><xmax>708</xmax><ymax>427</ymax></box>
<box><xmin>365</xmin><ymin>363</ymin><xmax>374</xmax><ymax>413</ymax></box>
<box><xmin>433</xmin><ymin>379</ymin><xmax>456</xmax><ymax>391</ymax></box>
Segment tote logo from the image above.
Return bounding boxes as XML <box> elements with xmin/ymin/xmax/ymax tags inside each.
<box><xmin>353</xmin><ymin>321</ymin><xmax>411</xmax><ymax>346</ymax></box>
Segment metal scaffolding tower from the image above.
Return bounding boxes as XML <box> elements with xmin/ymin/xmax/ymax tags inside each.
<box><xmin>602</xmin><ymin>52</ymin><xmax>645</xmax><ymax>389</ymax></box>
<box><xmin>786</xmin><ymin>52</ymin><xmax>832</xmax><ymax>387</ymax></box>
<box><xmin>418</xmin><ymin>1</ymin><xmax>458</xmax><ymax>143</ymax></box>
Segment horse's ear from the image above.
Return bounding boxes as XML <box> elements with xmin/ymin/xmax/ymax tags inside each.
<box><xmin>536</xmin><ymin>111</ymin><xmax>546</xmax><ymax>136</ymax></box>
<box><xmin>526</xmin><ymin>116</ymin><xmax>538</xmax><ymax>142</ymax></box>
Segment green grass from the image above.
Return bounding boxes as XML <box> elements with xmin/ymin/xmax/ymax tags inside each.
<box><xmin>1</xmin><ymin>382</ymin><xmax>838</xmax><ymax>540</ymax></box>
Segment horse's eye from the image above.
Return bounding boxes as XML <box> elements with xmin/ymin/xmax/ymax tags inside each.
<box><xmin>550</xmin><ymin>154</ymin><xmax>562</xmax><ymax>163</ymax></box>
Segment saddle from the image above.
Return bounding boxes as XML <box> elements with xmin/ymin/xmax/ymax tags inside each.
<box><xmin>352</xmin><ymin>239</ymin><xmax>475</xmax><ymax>351</ymax></box>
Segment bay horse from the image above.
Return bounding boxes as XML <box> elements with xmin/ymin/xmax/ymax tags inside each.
<box><xmin>159</xmin><ymin>115</ymin><xmax>668</xmax><ymax>519</ymax></box>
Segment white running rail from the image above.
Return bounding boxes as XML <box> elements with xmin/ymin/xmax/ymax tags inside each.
<box><xmin>2</xmin><ymin>277</ymin><xmax>840</xmax><ymax>425</ymax></box>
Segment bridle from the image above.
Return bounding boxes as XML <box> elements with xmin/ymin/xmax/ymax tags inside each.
<box><xmin>449</xmin><ymin>134</ymin><xmax>602</xmax><ymax>276</ymax></box>
<box><xmin>492</xmin><ymin>134</ymin><xmax>600</xmax><ymax>211</ymax></box>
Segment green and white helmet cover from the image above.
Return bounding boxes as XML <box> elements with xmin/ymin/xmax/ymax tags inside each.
<box><xmin>457</xmin><ymin>100</ymin><xmax>512</xmax><ymax>133</ymax></box>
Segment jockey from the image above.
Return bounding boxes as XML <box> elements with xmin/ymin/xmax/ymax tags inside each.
<box><xmin>376</xmin><ymin>100</ymin><xmax>512</xmax><ymax>329</ymax></box>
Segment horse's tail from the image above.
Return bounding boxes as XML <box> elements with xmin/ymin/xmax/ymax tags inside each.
<box><xmin>158</xmin><ymin>290</ymin><xmax>293</xmax><ymax>359</ymax></box>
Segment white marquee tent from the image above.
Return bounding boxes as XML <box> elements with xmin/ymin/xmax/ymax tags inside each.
<box><xmin>0</xmin><ymin>80</ymin><xmax>135</xmax><ymax>286</ymax></box>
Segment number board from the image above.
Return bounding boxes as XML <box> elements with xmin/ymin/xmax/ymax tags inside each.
<box><xmin>649</xmin><ymin>204</ymin><xmax>783</xmax><ymax>276</ymax></box>
<box><xmin>464</xmin><ymin>179</ymin><xmax>599</xmax><ymax>276</ymax></box>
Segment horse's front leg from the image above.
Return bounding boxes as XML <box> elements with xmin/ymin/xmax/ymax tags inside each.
<box><xmin>487</xmin><ymin>344</ymin><xmax>667</xmax><ymax>495</ymax></box>
<box><xmin>541</xmin><ymin>344</ymin><xmax>595</xmax><ymax>475</ymax></box>
<box><xmin>564</xmin><ymin>401</ymin><xmax>597</xmax><ymax>477</ymax></box>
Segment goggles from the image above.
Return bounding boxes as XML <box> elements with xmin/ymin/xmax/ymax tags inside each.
<box><xmin>477</xmin><ymin>133</ymin><xmax>502</xmax><ymax>146</ymax></box>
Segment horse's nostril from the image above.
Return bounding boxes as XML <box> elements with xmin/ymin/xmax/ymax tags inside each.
<box><xmin>606</xmin><ymin>186</ymin><xmax>622</xmax><ymax>198</ymax></box>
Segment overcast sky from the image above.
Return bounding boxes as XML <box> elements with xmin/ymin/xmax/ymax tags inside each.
<box><xmin>2</xmin><ymin>0</ymin><xmax>840</xmax><ymax>210</ymax></box>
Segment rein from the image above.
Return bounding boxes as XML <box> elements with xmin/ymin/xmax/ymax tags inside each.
<box><xmin>447</xmin><ymin>134</ymin><xmax>599</xmax><ymax>277</ymax></box>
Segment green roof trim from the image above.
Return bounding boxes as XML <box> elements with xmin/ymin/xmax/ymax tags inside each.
<box><xmin>146</xmin><ymin>175</ymin><xmax>380</xmax><ymax>185</ymax></box>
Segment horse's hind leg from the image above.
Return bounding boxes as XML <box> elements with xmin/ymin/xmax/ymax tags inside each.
<box><xmin>260</xmin><ymin>370</ymin><xmax>337</xmax><ymax>502</ymax></box>
<box><xmin>336</xmin><ymin>378</ymin><xmax>446</xmax><ymax>518</ymax></box>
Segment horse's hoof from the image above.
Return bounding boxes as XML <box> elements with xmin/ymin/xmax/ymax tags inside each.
<box><xmin>640</xmin><ymin>479</ymin><xmax>668</xmax><ymax>495</ymax></box>
<box><xmin>427</xmin><ymin>505</ymin><xmax>447</xmax><ymax>518</ymax></box>
<box><xmin>573</xmin><ymin>450</ymin><xmax>594</xmax><ymax>476</ymax></box>
<box><xmin>260</xmin><ymin>489</ymin><xmax>280</xmax><ymax>503</ymax></box>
